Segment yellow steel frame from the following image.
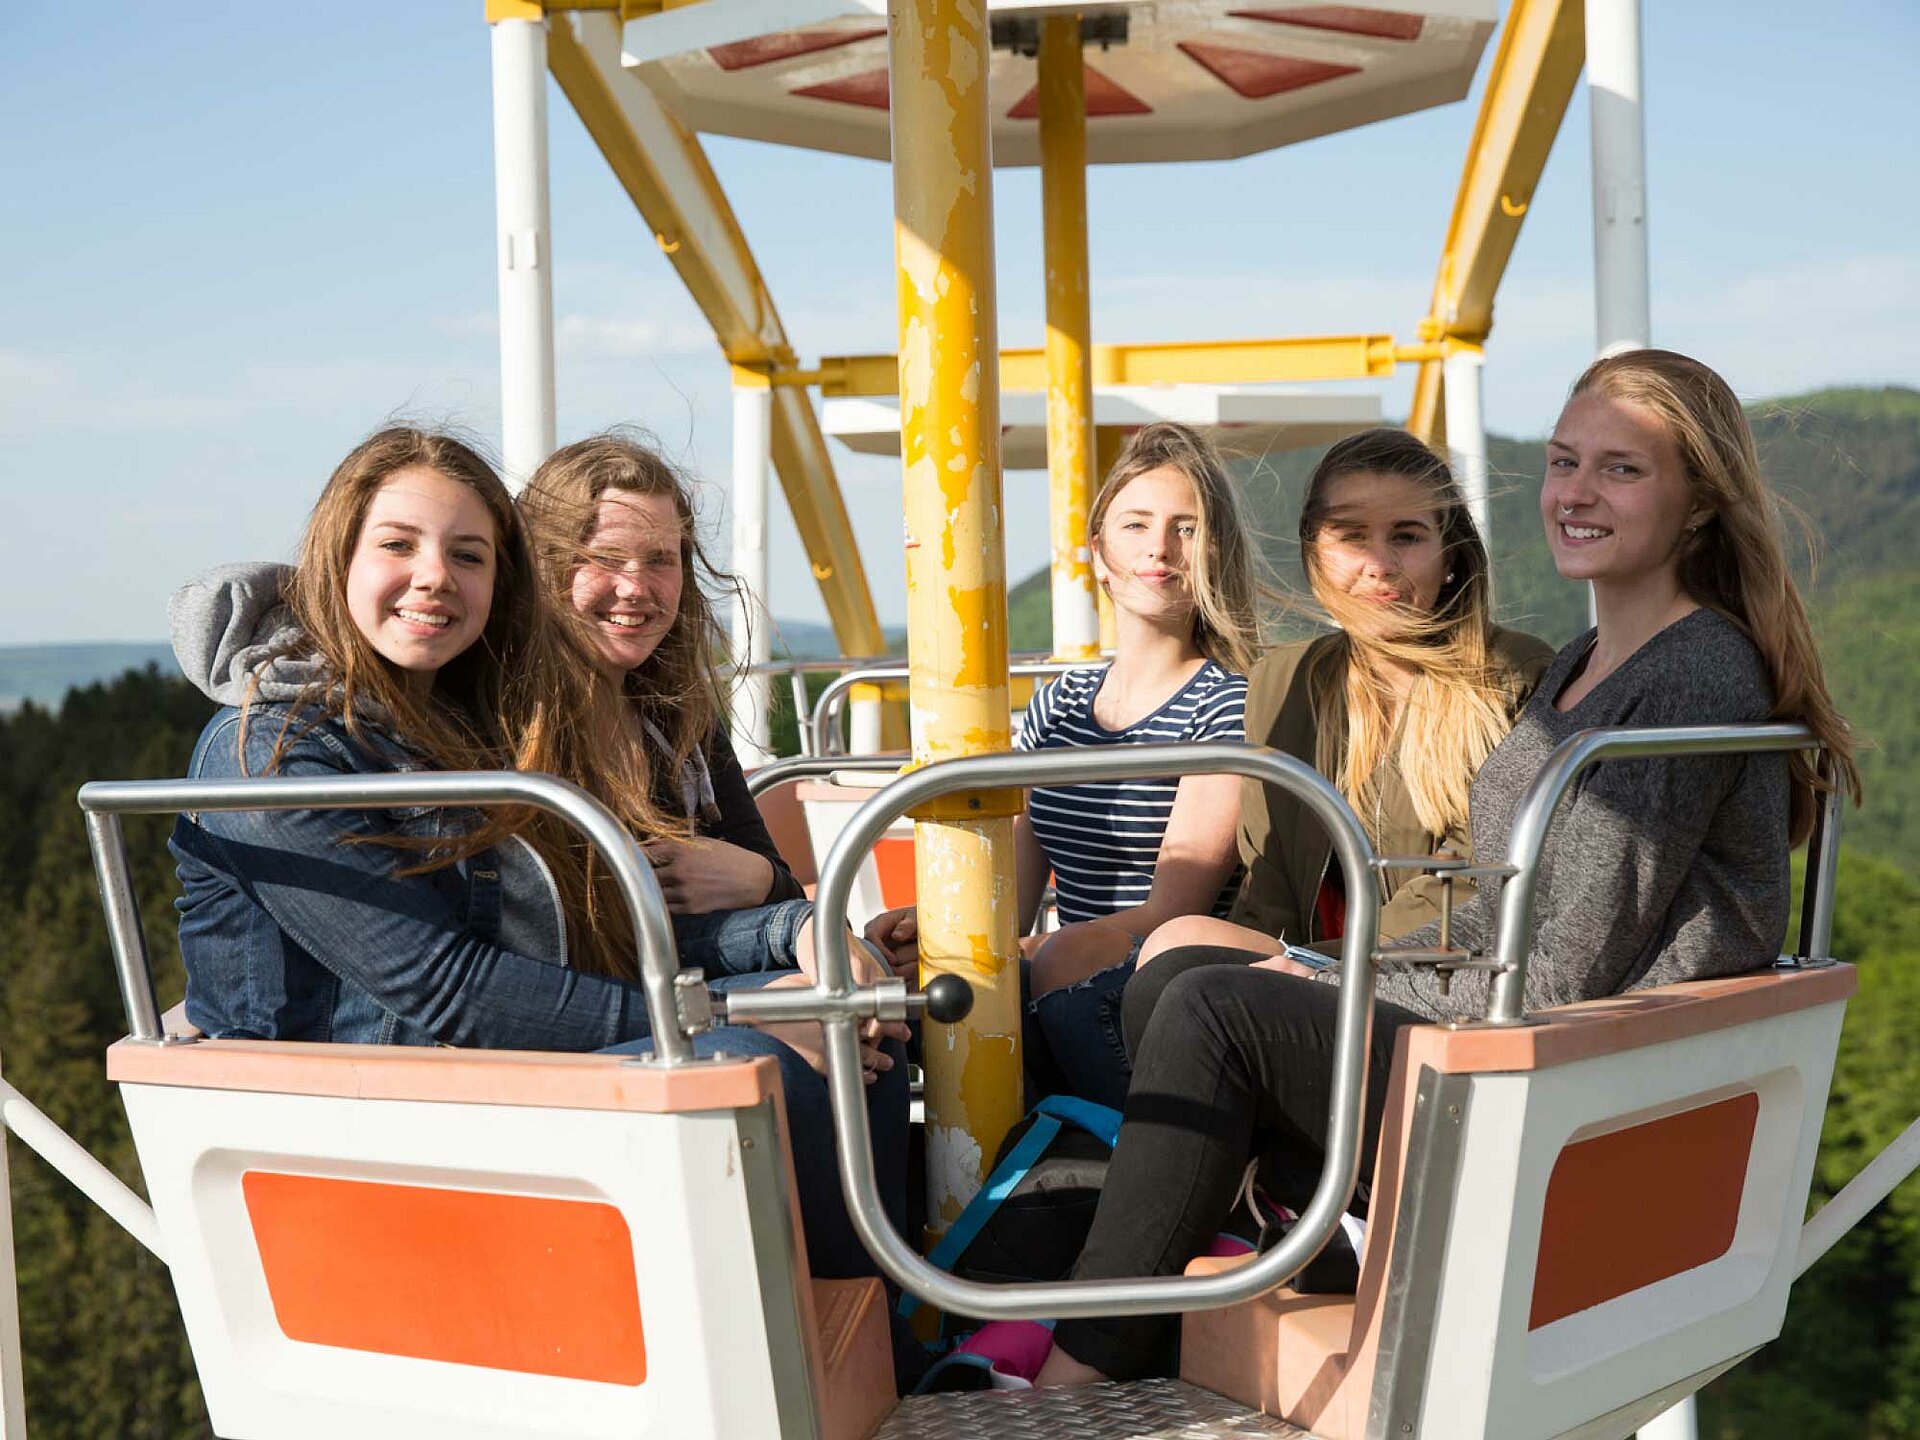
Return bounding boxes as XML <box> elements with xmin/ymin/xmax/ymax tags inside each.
<box><xmin>887</xmin><ymin>0</ymin><xmax>1024</xmax><ymax>1230</ymax></box>
<box><xmin>1408</xmin><ymin>0</ymin><xmax>1585</xmax><ymax>444</ymax></box>
<box><xmin>1038</xmin><ymin>15</ymin><xmax>1100</xmax><ymax>663</ymax></box>
<box><xmin>541</xmin><ymin>9</ymin><xmax>886</xmax><ymax>657</ymax></box>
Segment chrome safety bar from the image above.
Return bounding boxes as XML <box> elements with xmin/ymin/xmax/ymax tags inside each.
<box><xmin>744</xmin><ymin>752</ymin><xmax>905</xmax><ymax>800</ymax></box>
<box><xmin>74</xmin><ymin>772</ymin><xmax>690</xmax><ymax>1063</ymax></box>
<box><xmin>808</xmin><ymin>659</ymin><xmax>1097</xmax><ymax>757</ymax></box>
<box><xmin>1488</xmin><ymin>723</ymin><xmax>1826</xmax><ymax>1026</ymax></box>
<box><xmin>725</xmin><ymin>740</ymin><xmax>1382</xmax><ymax>1321</ymax></box>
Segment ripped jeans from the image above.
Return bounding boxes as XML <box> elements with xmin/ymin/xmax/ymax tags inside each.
<box><xmin>1022</xmin><ymin>935</ymin><xmax>1145</xmax><ymax>1110</ymax></box>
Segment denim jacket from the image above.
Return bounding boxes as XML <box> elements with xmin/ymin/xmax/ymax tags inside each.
<box><xmin>167</xmin><ymin>563</ymin><xmax>655</xmax><ymax>1051</ymax></box>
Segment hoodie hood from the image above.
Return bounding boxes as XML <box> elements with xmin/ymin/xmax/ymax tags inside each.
<box><xmin>170</xmin><ymin>561</ymin><xmax>331</xmax><ymax>707</ymax></box>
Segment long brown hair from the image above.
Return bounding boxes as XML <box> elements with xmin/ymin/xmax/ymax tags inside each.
<box><xmin>1299</xmin><ymin>428</ymin><xmax>1520</xmax><ymax>840</ymax></box>
<box><xmin>265</xmin><ymin>425</ymin><xmax>663</xmax><ymax>980</ymax></box>
<box><xmin>1570</xmin><ymin>350</ymin><xmax>1861</xmax><ymax>841</ymax></box>
<box><xmin>517</xmin><ymin>432</ymin><xmax>738</xmax><ymax>816</ymax></box>
<box><xmin>1089</xmin><ymin>422</ymin><xmax>1263</xmax><ymax>672</ymax></box>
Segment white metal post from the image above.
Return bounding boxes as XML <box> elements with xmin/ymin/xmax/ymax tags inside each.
<box><xmin>1587</xmin><ymin>0</ymin><xmax>1651</xmax><ymax>355</ymax></box>
<box><xmin>1442</xmin><ymin>345</ymin><xmax>1491</xmax><ymax>540</ymax></box>
<box><xmin>491</xmin><ymin>15</ymin><xmax>557</xmax><ymax>489</ymax></box>
<box><xmin>730</xmin><ymin>377</ymin><xmax>775</xmax><ymax>766</ymax></box>
<box><xmin>0</xmin><ymin>1083</ymin><xmax>26</xmax><ymax>1440</ymax></box>
<box><xmin>1638</xmin><ymin>1399</ymin><xmax>1701</xmax><ymax>1440</ymax></box>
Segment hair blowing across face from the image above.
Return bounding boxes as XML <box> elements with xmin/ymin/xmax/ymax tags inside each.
<box><xmin>1298</xmin><ymin>427</ymin><xmax>1519</xmax><ymax>841</ymax></box>
<box><xmin>1569</xmin><ymin>349</ymin><xmax>1860</xmax><ymax>842</ymax></box>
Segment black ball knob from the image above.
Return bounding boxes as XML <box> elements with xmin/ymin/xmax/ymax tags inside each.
<box><xmin>922</xmin><ymin>973</ymin><xmax>974</xmax><ymax>1025</ymax></box>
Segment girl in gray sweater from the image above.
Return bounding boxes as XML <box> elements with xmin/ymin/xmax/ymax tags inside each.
<box><xmin>1034</xmin><ymin>349</ymin><xmax>1861</xmax><ymax>1385</ymax></box>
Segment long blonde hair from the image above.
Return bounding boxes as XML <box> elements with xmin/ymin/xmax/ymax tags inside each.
<box><xmin>266</xmin><ymin>425</ymin><xmax>665</xmax><ymax>980</ymax></box>
<box><xmin>1571</xmin><ymin>350</ymin><xmax>1861</xmax><ymax>842</ymax></box>
<box><xmin>1300</xmin><ymin>428</ymin><xmax>1518</xmax><ymax>840</ymax></box>
<box><xmin>1089</xmin><ymin>422</ymin><xmax>1263</xmax><ymax>672</ymax></box>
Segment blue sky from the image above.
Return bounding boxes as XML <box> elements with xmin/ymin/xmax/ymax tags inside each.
<box><xmin>2</xmin><ymin>1</ymin><xmax>1915</xmax><ymax>643</ymax></box>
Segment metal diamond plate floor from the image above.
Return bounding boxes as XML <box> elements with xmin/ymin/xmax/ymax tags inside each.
<box><xmin>874</xmin><ymin>1378</ymin><xmax>1319</xmax><ymax>1438</ymax></box>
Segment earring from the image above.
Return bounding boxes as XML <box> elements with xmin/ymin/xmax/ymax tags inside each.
<box><xmin>1445</xmin><ymin>571</ymin><xmax>1456</xmax><ymax>583</ymax></box>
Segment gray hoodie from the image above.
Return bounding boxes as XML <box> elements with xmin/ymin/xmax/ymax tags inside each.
<box><xmin>169</xmin><ymin>561</ymin><xmax>332</xmax><ymax>709</ymax></box>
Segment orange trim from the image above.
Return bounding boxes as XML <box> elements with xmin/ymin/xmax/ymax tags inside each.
<box><xmin>872</xmin><ymin>836</ymin><xmax>918</xmax><ymax>909</ymax></box>
<box><xmin>1407</xmin><ymin>965</ymin><xmax>1855</xmax><ymax>1076</ymax></box>
<box><xmin>244</xmin><ymin>1171</ymin><xmax>646</xmax><ymax>1384</ymax></box>
<box><xmin>1530</xmin><ymin>1093</ymin><xmax>1759</xmax><ymax>1328</ymax></box>
<box><xmin>109</xmin><ymin>1039</ymin><xmax>777</xmax><ymax>1114</ymax></box>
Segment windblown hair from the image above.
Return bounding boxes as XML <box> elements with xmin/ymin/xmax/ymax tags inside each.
<box><xmin>517</xmin><ymin>431</ymin><xmax>738</xmax><ymax>814</ymax></box>
<box><xmin>1299</xmin><ymin>428</ymin><xmax>1519</xmax><ymax>841</ymax></box>
<box><xmin>1570</xmin><ymin>350</ymin><xmax>1861</xmax><ymax>842</ymax></box>
<box><xmin>267</xmin><ymin>425</ymin><xmax>664</xmax><ymax>981</ymax></box>
<box><xmin>1090</xmin><ymin>422</ymin><xmax>1263</xmax><ymax>672</ymax></box>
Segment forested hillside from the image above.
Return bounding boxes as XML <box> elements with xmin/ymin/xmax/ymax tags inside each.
<box><xmin>0</xmin><ymin>386</ymin><xmax>1912</xmax><ymax>1436</ymax></box>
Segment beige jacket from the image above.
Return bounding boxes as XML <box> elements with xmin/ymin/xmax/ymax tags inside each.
<box><xmin>1229</xmin><ymin>627</ymin><xmax>1554</xmax><ymax>944</ymax></box>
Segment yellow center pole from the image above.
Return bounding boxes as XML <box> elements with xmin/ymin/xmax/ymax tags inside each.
<box><xmin>1094</xmin><ymin>424</ymin><xmax>1124</xmax><ymax>651</ymax></box>
<box><xmin>1038</xmin><ymin>15</ymin><xmax>1101</xmax><ymax>663</ymax></box>
<box><xmin>886</xmin><ymin>0</ymin><xmax>1024</xmax><ymax>1234</ymax></box>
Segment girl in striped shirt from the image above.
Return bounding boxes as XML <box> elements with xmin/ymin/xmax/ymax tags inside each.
<box><xmin>867</xmin><ymin>422</ymin><xmax>1263</xmax><ymax>1106</ymax></box>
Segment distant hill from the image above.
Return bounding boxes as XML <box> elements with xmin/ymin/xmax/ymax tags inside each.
<box><xmin>0</xmin><ymin>643</ymin><xmax>179</xmax><ymax>714</ymax></box>
<box><xmin>1006</xmin><ymin>386</ymin><xmax>1920</xmax><ymax>872</ymax></box>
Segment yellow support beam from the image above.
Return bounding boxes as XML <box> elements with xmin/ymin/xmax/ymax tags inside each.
<box><xmin>546</xmin><ymin>11</ymin><xmax>886</xmax><ymax>657</ymax></box>
<box><xmin>1038</xmin><ymin>15</ymin><xmax>1100</xmax><ymax>663</ymax></box>
<box><xmin>1409</xmin><ymin>0</ymin><xmax>1585</xmax><ymax>443</ymax></box>
<box><xmin>795</xmin><ymin>333</ymin><xmax>1438</xmax><ymax>397</ymax></box>
<box><xmin>889</xmin><ymin>0</ymin><xmax>1023</xmax><ymax>1235</ymax></box>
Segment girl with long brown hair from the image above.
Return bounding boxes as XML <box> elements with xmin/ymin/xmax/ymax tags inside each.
<box><xmin>167</xmin><ymin>425</ymin><xmax>906</xmax><ymax>1280</ymax></box>
<box><xmin>1031</xmin><ymin>350</ymin><xmax>1862</xmax><ymax>1388</ymax></box>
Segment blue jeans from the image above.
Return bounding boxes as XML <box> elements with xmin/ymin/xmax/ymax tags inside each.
<box><xmin>1024</xmin><ymin>938</ymin><xmax>1143</xmax><ymax>1111</ymax></box>
<box><xmin>603</xmin><ymin>1022</ymin><xmax>909</xmax><ymax>1281</ymax></box>
<box><xmin>673</xmin><ymin>899</ymin><xmax>813</xmax><ymax>979</ymax></box>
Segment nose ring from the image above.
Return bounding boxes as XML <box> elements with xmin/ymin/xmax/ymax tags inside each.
<box><xmin>1559</xmin><ymin>505</ymin><xmax>1576</xmax><ymax>516</ymax></box>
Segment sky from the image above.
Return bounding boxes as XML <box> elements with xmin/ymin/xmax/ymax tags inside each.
<box><xmin>2</xmin><ymin>1</ymin><xmax>1916</xmax><ymax>644</ymax></box>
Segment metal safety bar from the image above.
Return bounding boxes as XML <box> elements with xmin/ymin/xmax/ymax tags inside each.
<box><xmin>724</xmin><ymin>740</ymin><xmax>1382</xmax><ymax>1320</ymax></box>
<box><xmin>1488</xmin><ymin>723</ymin><xmax>1826</xmax><ymax>1026</ymax></box>
<box><xmin>744</xmin><ymin>752</ymin><xmax>905</xmax><ymax>800</ymax></box>
<box><xmin>808</xmin><ymin>658</ymin><xmax>1097</xmax><ymax>757</ymax></box>
<box><xmin>74</xmin><ymin>772</ymin><xmax>691</xmax><ymax>1063</ymax></box>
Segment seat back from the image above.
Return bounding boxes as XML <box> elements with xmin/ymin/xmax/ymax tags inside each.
<box><xmin>796</xmin><ymin>779</ymin><xmax>917</xmax><ymax>929</ymax></box>
<box><xmin>1182</xmin><ymin>964</ymin><xmax>1854</xmax><ymax>1440</ymax></box>
<box><xmin>109</xmin><ymin>1040</ymin><xmax>893</xmax><ymax>1440</ymax></box>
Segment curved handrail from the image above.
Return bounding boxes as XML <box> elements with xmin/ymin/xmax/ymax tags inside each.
<box><xmin>1487</xmin><ymin>722</ymin><xmax>1824</xmax><ymax>1024</ymax></box>
<box><xmin>725</xmin><ymin>740</ymin><xmax>1382</xmax><ymax>1320</ymax></box>
<box><xmin>75</xmin><ymin>771</ymin><xmax>690</xmax><ymax>1062</ymax></box>
<box><xmin>808</xmin><ymin>659</ymin><xmax>1097</xmax><ymax>756</ymax></box>
<box><xmin>744</xmin><ymin>752</ymin><xmax>904</xmax><ymax>800</ymax></box>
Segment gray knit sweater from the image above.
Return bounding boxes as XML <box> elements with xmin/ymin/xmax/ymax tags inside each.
<box><xmin>1339</xmin><ymin>607</ymin><xmax>1790</xmax><ymax>1021</ymax></box>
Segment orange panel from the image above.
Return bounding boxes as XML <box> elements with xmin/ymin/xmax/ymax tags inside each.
<box><xmin>1177</xmin><ymin>43</ymin><xmax>1359</xmax><ymax>100</ymax></box>
<box><xmin>1229</xmin><ymin>7</ymin><xmax>1424</xmax><ymax>41</ymax></box>
<box><xmin>709</xmin><ymin>27</ymin><xmax>884</xmax><ymax>71</ymax></box>
<box><xmin>1529</xmin><ymin>1093</ymin><xmax>1759</xmax><ymax>1329</ymax></box>
<box><xmin>873</xmin><ymin>836</ymin><xmax>918</xmax><ymax>909</ymax></box>
<box><xmin>1007</xmin><ymin>63</ymin><xmax>1154</xmax><ymax>119</ymax></box>
<box><xmin>793</xmin><ymin>68</ymin><xmax>891</xmax><ymax>110</ymax></box>
<box><xmin>244</xmin><ymin>1171</ymin><xmax>647</xmax><ymax>1384</ymax></box>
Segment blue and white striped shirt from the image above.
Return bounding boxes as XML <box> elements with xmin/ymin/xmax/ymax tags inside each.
<box><xmin>1016</xmin><ymin>661</ymin><xmax>1248</xmax><ymax>925</ymax></box>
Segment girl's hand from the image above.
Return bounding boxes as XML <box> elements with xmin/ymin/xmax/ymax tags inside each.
<box><xmin>862</xmin><ymin>906</ymin><xmax>920</xmax><ymax>976</ymax></box>
<box><xmin>643</xmin><ymin>837</ymin><xmax>774</xmax><ymax>914</ymax></box>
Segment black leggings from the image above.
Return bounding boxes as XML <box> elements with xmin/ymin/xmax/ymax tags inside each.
<box><xmin>1053</xmin><ymin>949</ymin><xmax>1422</xmax><ymax>1379</ymax></box>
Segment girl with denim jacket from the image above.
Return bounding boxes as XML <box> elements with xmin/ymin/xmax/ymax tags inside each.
<box><xmin>169</xmin><ymin>426</ymin><xmax>907</xmax><ymax>1278</ymax></box>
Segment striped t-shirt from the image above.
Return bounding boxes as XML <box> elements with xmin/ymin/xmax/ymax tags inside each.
<box><xmin>1016</xmin><ymin>661</ymin><xmax>1248</xmax><ymax>925</ymax></box>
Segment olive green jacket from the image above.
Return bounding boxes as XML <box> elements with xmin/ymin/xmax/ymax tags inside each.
<box><xmin>1229</xmin><ymin>627</ymin><xmax>1555</xmax><ymax>944</ymax></box>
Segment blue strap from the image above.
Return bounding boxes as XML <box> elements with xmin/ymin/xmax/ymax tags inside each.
<box><xmin>897</xmin><ymin>1096</ymin><xmax>1123</xmax><ymax>1319</ymax></box>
